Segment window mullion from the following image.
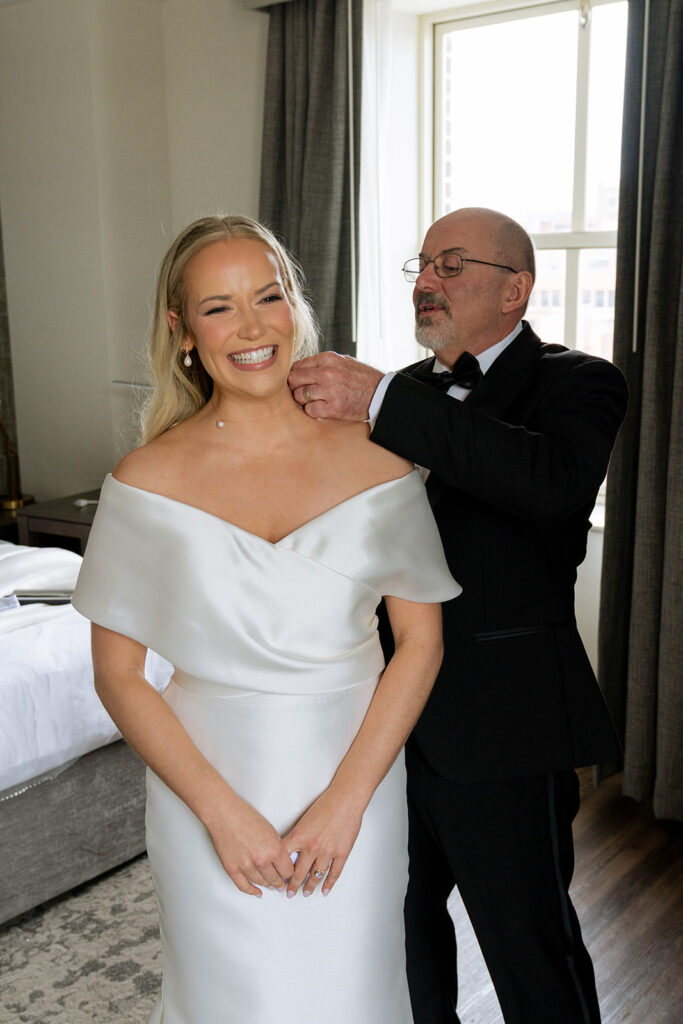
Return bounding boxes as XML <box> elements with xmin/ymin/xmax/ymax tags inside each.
<box><xmin>571</xmin><ymin>7</ymin><xmax>592</xmax><ymax>231</ymax></box>
<box><xmin>565</xmin><ymin>248</ymin><xmax>580</xmax><ymax>349</ymax></box>
<box><xmin>430</xmin><ymin>24</ymin><xmax>446</xmax><ymax>229</ymax></box>
<box><xmin>422</xmin><ymin>21</ymin><xmax>437</xmax><ymax>235</ymax></box>
<box><xmin>532</xmin><ymin>230</ymin><xmax>617</xmax><ymax>249</ymax></box>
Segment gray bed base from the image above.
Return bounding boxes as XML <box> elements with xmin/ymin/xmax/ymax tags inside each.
<box><xmin>0</xmin><ymin>739</ymin><xmax>146</xmax><ymax>925</ymax></box>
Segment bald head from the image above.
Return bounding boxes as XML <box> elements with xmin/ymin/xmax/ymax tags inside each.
<box><xmin>435</xmin><ymin>208</ymin><xmax>535</xmax><ymax>284</ymax></box>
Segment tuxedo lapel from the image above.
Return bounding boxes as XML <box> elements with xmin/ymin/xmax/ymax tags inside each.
<box><xmin>464</xmin><ymin>323</ymin><xmax>543</xmax><ymax>417</ymax></box>
<box><xmin>423</xmin><ymin>324</ymin><xmax>545</xmax><ymax>508</ymax></box>
<box><xmin>403</xmin><ymin>356</ymin><xmax>435</xmax><ymax>378</ymax></box>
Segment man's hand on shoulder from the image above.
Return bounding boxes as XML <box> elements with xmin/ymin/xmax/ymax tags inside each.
<box><xmin>289</xmin><ymin>352</ymin><xmax>384</xmax><ymax>421</ymax></box>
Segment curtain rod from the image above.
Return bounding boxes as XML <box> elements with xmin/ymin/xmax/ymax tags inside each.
<box><xmin>243</xmin><ymin>1</ymin><xmax>295</xmax><ymax>10</ymax></box>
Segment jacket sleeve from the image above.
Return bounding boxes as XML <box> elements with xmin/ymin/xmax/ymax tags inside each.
<box><xmin>370</xmin><ymin>356</ymin><xmax>628</xmax><ymax>523</ymax></box>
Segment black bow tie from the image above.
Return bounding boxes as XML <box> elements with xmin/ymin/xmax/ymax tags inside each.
<box><xmin>411</xmin><ymin>351</ymin><xmax>483</xmax><ymax>392</ymax></box>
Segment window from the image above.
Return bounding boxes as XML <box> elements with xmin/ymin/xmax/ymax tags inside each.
<box><xmin>426</xmin><ymin>0</ymin><xmax>628</xmax><ymax>358</ymax></box>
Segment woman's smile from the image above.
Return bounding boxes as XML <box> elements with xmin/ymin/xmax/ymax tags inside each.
<box><xmin>228</xmin><ymin>344</ymin><xmax>278</xmax><ymax>370</ymax></box>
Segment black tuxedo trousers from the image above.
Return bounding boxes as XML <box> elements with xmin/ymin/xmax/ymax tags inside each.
<box><xmin>404</xmin><ymin>743</ymin><xmax>600</xmax><ymax>1024</ymax></box>
<box><xmin>372</xmin><ymin>325</ymin><xmax>628</xmax><ymax>1023</ymax></box>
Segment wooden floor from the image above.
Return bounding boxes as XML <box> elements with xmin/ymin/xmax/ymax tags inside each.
<box><xmin>447</xmin><ymin>771</ymin><xmax>683</xmax><ymax>1023</ymax></box>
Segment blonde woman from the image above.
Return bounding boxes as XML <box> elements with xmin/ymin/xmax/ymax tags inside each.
<box><xmin>73</xmin><ymin>215</ymin><xmax>460</xmax><ymax>1023</ymax></box>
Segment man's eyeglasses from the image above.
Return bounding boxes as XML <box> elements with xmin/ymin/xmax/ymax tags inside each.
<box><xmin>402</xmin><ymin>251</ymin><xmax>519</xmax><ymax>283</ymax></box>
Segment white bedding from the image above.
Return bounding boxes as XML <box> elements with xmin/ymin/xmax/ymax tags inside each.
<box><xmin>0</xmin><ymin>541</ymin><xmax>172</xmax><ymax>792</ymax></box>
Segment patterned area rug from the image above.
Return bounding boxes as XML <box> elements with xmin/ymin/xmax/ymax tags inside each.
<box><xmin>0</xmin><ymin>856</ymin><xmax>161</xmax><ymax>1024</ymax></box>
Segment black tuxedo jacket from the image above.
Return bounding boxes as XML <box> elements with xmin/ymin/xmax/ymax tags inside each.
<box><xmin>372</xmin><ymin>322</ymin><xmax>628</xmax><ymax>782</ymax></box>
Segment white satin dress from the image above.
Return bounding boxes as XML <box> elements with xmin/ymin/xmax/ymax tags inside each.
<box><xmin>72</xmin><ymin>470</ymin><xmax>460</xmax><ymax>1024</ymax></box>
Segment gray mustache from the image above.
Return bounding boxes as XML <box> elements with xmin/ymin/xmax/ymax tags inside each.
<box><xmin>415</xmin><ymin>292</ymin><xmax>450</xmax><ymax>315</ymax></box>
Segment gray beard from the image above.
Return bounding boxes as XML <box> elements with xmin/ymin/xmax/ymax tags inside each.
<box><xmin>415</xmin><ymin>315</ymin><xmax>454</xmax><ymax>352</ymax></box>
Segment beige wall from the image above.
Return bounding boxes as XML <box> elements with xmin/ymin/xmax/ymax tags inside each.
<box><xmin>162</xmin><ymin>0</ymin><xmax>268</xmax><ymax>228</ymax></box>
<box><xmin>0</xmin><ymin>0</ymin><xmax>268</xmax><ymax>498</ymax></box>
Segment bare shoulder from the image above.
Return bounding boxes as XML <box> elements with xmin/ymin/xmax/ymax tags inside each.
<box><xmin>112</xmin><ymin>431</ymin><xmax>181</xmax><ymax>492</ymax></box>
<box><xmin>319</xmin><ymin>420</ymin><xmax>414</xmax><ymax>484</ymax></box>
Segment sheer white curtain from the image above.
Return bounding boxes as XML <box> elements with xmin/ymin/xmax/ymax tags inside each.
<box><xmin>357</xmin><ymin>0</ymin><xmax>395</xmax><ymax>369</ymax></box>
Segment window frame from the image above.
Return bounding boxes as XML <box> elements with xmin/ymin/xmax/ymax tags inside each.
<box><xmin>419</xmin><ymin>0</ymin><xmax>625</xmax><ymax>352</ymax></box>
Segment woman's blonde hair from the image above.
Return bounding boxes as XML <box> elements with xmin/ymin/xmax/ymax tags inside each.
<box><xmin>140</xmin><ymin>215</ymin><xmax>319</xmax><ymax>444</ymax></box>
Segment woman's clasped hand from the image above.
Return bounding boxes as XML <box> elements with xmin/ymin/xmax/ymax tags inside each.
<box><xmin>282</xmin><ymin>784</ymin><xmax>364</xmax><ymax>897</ymax></box>
<box><xmin>208</xmin><ymin>782</ymin><xmax>364</xmax><ymax>898</ymax></box>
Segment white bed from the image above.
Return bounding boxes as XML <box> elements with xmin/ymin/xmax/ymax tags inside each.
<box><xmin>0</xmin><ymin>541</ymin><xmax>172</xmax><ymax>923</ymax></box>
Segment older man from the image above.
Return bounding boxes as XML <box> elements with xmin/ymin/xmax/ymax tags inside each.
<box><xmin>289</xmin><ymin>208</ymin><xmax>627</xmax><ymax>1024</ymax></box>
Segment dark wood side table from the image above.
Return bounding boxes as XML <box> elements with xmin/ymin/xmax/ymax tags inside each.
<box><xmin>0</xmin><ymin>510</ymin><xmax>19</xmax><ymax>543</ymax></box>
<box><xmin>16</xmin><ymin>489</ymin><xmax>101</xmax><ymax>554</ymax></box>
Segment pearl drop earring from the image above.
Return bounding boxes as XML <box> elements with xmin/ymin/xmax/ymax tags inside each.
<box><xmin>183</xmin><ymin>350</ymin><xmax>192</xmax><ymax>368</ymax></box>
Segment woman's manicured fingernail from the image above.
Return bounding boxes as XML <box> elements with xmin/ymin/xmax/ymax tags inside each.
<box><xmin>322</xmin><ymin>888</ymin><xmax>330</xmax><ymax>896</ymax></box>
<box><xmin>303</xmin><ymin>889</ymin><xmax>311</xmax><ymax>898</ymax></box>
<box><xmin>286</xmin><ymin>889</ymin><xmax>295</xmax><ymax>899</ymax></box>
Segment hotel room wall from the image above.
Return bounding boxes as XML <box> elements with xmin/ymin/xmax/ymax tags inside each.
<box><xmin>161</xmin><ymin>0</ymin><xmax>268</xmax><ymax>231</ymax></box>
<box><xmin>0</xmin><ymin>0</ymin><xmax>267</xmax><ymax>499</ymax></box>
<box><xmin>1</xmin><ymin>0</ymin><xmax>121</xmax><ymax>498</ymax></box>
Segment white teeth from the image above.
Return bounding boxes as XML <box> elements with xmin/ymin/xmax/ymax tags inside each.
<box><xmin>230</xmin><ymin>346</ymin><xmax>275</xmax><ymax>365</ymax></box>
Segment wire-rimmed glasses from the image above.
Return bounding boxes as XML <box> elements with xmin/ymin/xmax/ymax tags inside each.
<box><xmin>402</xmin><ymin>251</ymin><xmax>519</xmax><ymax>283</ymax></box>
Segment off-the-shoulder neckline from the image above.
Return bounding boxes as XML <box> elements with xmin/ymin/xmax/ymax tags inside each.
<box><xmin>106</xmin><ymin>468</ymin><xmax>420</xmax><ymax>547</ymax></box>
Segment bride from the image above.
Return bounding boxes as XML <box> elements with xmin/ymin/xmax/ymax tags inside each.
<box><xmin>72</xmin><ymin>215</ymin><xmax>460</xmax><ymax>1023</ymax></box>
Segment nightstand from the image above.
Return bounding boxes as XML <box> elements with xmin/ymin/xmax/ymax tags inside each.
<box><xmin>16</xmin><ymin>488</ymin><xmax>101</xmax><ymax>554</ymax></box>
<box><xmin>0</xmin><ymin>510</ymin><xmax>19</xmax><ymax>543</ymax></box>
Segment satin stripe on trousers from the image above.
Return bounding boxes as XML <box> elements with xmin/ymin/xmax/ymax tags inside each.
<box><xmin>404</xmin><ymin>741</ymin><xmax>601</xmax><ymax>1024</ymax></box>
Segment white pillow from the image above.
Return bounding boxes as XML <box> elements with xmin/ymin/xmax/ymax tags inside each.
<box><xmin>0</xmin><ymin>542</ymin><xmax>83</xmax><ymax>597</ymax></box>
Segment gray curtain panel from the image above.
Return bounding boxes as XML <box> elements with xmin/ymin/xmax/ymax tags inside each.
<box><xmin>0</xmin><ymin>213</ymin><xmax>19</xmax><ymax>498</ymax></box>
<box><xmin>259</xmin><ymin>0</ymin><xmax>362</xmax><ymax>354</ymax></box>
<box><xmin>598</xmin><ymin>0</ymin><xmax>683</xmax><ymax>821</ymax></box>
